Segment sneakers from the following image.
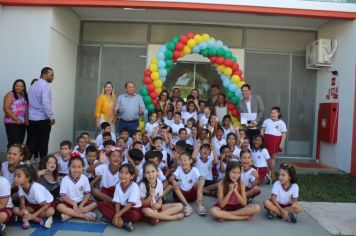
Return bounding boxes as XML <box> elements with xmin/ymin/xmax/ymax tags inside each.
<box><xmin>196</xmin><ymin>204</ymin><xmax>207</xmax><ymax>216</ymax></box>
<box><xmin>0</xmin><ymin>223</ymin><xmax>5</xmax><ymax>236</ymax></box>
<box><xmin>265</xmin><ymin>174</ymin><xmax>272</xmax><ymax>185</ymax></box>
<box><xmin>84</xmin><ymin>212</ymin><xmax>97</xmax><ymax>222</ymax></box>
<box><xmin>40</xmin><ymin>216</ymin><xmax>53</xmax><ymax>229</ymax></box>
<box><xmin>100</xmin><ymin>215</ymin><xmax>111</xmax><ymax>224</ymax></box>
<box><xmin>122</xmin><ymin>221</ymin><xmax>133</xmax><ymax>232</ymax></box>
<box><xmin>266</xmin><ymin>210</ymin><xmax>276</xmax><ymax>220</ymax></box>
<box><xmin>289</xmin><ymin>213</ymin><xmax>297</xmax><ymax>223</ymax></box>
<box><xmin>22</xmin><ymin>219</ymin><xmax>30</xmax><ymax>229</ymax></box>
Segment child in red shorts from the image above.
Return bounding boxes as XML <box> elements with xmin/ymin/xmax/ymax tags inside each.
<box><xmin>0</xmin><ymin>176</ymin><xmax>13</xmax><ymax>235</ymax></box>
<box><xmin>251</xmin><ymin>135</ymin><xmax>271</xmax><ymax>185</ymax></box>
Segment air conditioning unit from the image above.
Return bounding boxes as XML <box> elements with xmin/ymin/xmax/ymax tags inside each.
<box><xmin>306</xmin><ymin>39</ymin><xmax>336</xmax><ymax>69</ymax></box>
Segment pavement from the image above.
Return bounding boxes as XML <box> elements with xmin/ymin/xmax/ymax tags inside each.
<box><xmin>3</xmin><ymin>185</ymin><xmax>334</xmax><ymax>236</ymax></box>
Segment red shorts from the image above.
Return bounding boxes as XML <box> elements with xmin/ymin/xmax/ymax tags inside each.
<box><xmin>269</xmin><ymin>199</ymin><xmax>292</xmax><ymax>208</ymax></box>
<box><xmin>255</xmin><ymin>167</ymin><xmax>269</xmax><ymax>181</ymax></box>
<box><xmin>0</xmin><ymin>208</ymin><xmax>12</xmax><ymax>224</ymax></box>
<box><xmin>264</xmin><ymin>134</ymin><xmax>282</xmax><ymax>155</ymax></box>
<box><xmin>214</xmin><ymin>203</ymin><xmax>243</xmax><ymax>211</ymax></box>
<box><xmin>101</xmin><ymin>186</ymin><xmax>116</xmax><ymax>198</ymax></box>
<box><xmin>98</xmin><ymin>202</ymin><xmax>142</xmax><ymax>222</ymax></box>
<box><xmin>61</xmin><ymin>200</ymin><xmax>95</xmax><ymax>209</ymax></box>
<box><xmin>28</xmin><ymin>202</ymin><xmax>57</xmax><ymax>211</ymax></box>
<box><xmin>173</xmin><ymin>186</ymin><xmax>197</xmax><ymax>203</ymax></box>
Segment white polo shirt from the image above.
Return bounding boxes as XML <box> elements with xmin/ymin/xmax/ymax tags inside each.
<box><xmin>262</xmin><ymin>118</ymin><xmax>287</xmax><ymax>136</ymax></box>
<box><xmin>0</xmin><ymin>176</ymin><xmax>13</xmax><ymax>208</ymax></box>
<box><xmin>139</xmin><ymin>179</ymin><xmax>164</xmax><ymax>204</ymax></box>
<box><xmin>145</xmin><ymin>122</ymin><xmax>159</xmax><ymax>136</ymax></box>
<box><xmin>222</xmin><ymin>127</ymin><xmax>235</xmax><ymax>139</ymax></box>
<box><xmin>95</xmin><ymin>163</ymin><xmax>120</xmax><ymax>188</ymax></box>
<box><xmin>211</xmin><ymin>136</ymin><xmax>227</xmax><ymax>156</ymax></box>
<box><xmin>19</xmin><ymin>182</ymin><xmax>53</xmax><ymax>205</ymax></box>
<box><xmin>58</xmin><ymin>157</ymin><xmax>70</xmax><ymax>175</ymax></box>
<box><xmin>241</xmin><ymin>168</ymin><xmax>257</xmax><ymax>188</ymax></box>
<box><xmin>252</xmin><ymin>148</ymin><xmax>270</xmax><ymax>168</ymax></box>
<box><xmin>272</xmin><ymin>180</ymin><xmax>299</xmax><ymax>205</ymax></box>
<box><xmin>173</xmin><ymin>166</ymin><xmax>201</xmax><ymax>191</ymax></box>
<box><xmin>194</xmin><ymin>154</ymin><xmax>214</xmax><ymax>181</ymax></box>
<box><xmin>231</xmin><ymin>146</ymin><xmax>242</xmax><ymax>160</ymax></box>
<box><xmin>1</xmin><ymin>161</ymin><xmax>23</xmax><ymax>184</ymax></box>
<box><xmin>136</xmin><ymin>168</ymin><xmax>166</xmax><ymax>183</ymax></box>
<box><xmin>171</xmin><ymin>122</ymin><xmax>185</xmax><ymax>143</ymax></box>
<box><xmin>112</xmin><ymin>181</ymin><xmax>142</xmax><ymax>208</ymax></box>
<box><xmin>182</xmin><ymin>111</ymin><xmax>197</xmax><ymax>125</ymax></box>
<box><xmin>60</xmin><ymin>174</ymin><xmax>91</xmax><ymax>203</ymax></box>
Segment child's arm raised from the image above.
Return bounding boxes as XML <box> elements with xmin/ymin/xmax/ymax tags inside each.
<box><xmin>192</xmin><ymin>139</ymin><xmax>201</xmax><ymax>161</ymax></box>
<box><xmin>210</xmin><ymin>143</ymin><xmax>219</xmax><ymax>165</ymax></box>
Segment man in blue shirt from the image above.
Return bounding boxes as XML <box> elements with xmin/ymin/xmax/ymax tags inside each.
<box><xmin>28</xmin><ymin>67</ymin><xmax>55</xmax><ymax>161</ymax></box>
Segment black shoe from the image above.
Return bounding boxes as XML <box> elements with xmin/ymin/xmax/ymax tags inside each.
<box><xmin>289</xmin><ymin>213</ymin><xmax>297</xmax><ymax>223</ymax></box>
<box><xmin>266</xmin><ymin>210</ymin><xmax>276</xmax><ymax>220</ymax></box>
<box><xmin>100</xmin><ymin>215</ymin><xmax>111</xmax><ymax>224</ymax></box>
<box><xmin>247</xmin><ymin>197</ymin><xmax>253</xmax><ymax>204</ymax></box>
<box><xmin>122</xmin><ymin>221</ymin><xmax>133</xmax><ymax>232</ymax></box>
<box><xmin>0</xmin><ymin>224</ymin><xmax>5</xmax><ymax>236</ymax></box>
<box><xmin>265</xmin><ymin>175</ymin><xmax>272</xmax><ymax>185</ymax></box>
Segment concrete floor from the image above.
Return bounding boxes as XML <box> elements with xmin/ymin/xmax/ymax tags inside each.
<box><xmin>4</xmin><ymin>185</ymin><xmax>332</xmax><ymax>236</ymax></box>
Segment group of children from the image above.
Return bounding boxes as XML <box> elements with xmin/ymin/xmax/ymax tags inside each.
<box><xmin>0</xmin><ymin>93</ymin><xmax>302</xmax><ymax>234</ymax></box>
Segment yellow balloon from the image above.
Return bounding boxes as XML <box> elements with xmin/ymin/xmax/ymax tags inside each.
<box><xmin>151</xmin><ymin>72</ymin><xmax>160</xmax><ymax>80</ymax></box>
<box><xmin>224</xmin><ymin>67</ymin><xmax>233</xmax><ymax>76</ymax></box>
<box><xmin>183</xmin><ymin>46</ymin><xmax>191</xmax><ymax>54</ymax></box>
<box><xmin>202</xmin><ymin>33</ymin><xmax>210</xmax><ymax>41</ymax></box>
<box><xmin>237</xmin><ymin>80</ymin><xmax>245</xmax><ymax>88</ymax></box>
<box><xmin>194</xmin><ymin>34</ymin><xmax>202</xmax><ymax>44</ymax></box>
<box><xmin>149</xmin><ymin>64</ymin><xmax>158</xmax><ymax>72</ymax></box>
<box><xmin>231</xmin><ymin>75</ymin><xmax>240</xmax><ymax>84</ymax></box>
<box><xmin>151</xmin><ymin>57</ymin><xmax>158</xmax><ymax>64</ymax></box>
<box><xmin>187</xmin><ymin>39</ymin><xmax>196</xmax><ymax>48</ymax></box>
<box><xmin>217</xmin><ymin>65</ymin><xmax>225</xmax><ymax>73</ymax></box>
<box><xmin>139</xmin><ymin>120</ymin><xmax>145</xmax><ymax>130</ymax></box>
<box><xmin>153</xmin><ymin>80</ymin><xmax>163</xmax><ymax>88</ymax></box>
<box><xmin>155</xmin><ymin>88</ymin><xmax>162</xmax><ymax>94</ymax></box>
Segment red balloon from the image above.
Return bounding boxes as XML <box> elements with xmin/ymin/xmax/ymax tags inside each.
<box><xmin>152</xmin><ymin>99</ymin><xmax>158</xmax><ymax>105</ymax></box>
<box><xmin>143</xmin><ymin>76</ymin><xmax>152</xmax><ymax>85</ymax></box>
<box><xmin>186</xmin><ymin>32</ymin><xmax>195</xmax><ymax>39</ymax></box>
<box><xmin>144</xmin><ymin>69</ymin><xmax>151</xmax><ymax>76</ymax></box>
<box><xmin>224</xmin><ymin>59</ymin><xmax>233</xmax><ymax>67</ymax></box>
<box><xmin>173</xmin><ymin>50</ymin><xmax>181</xmax><ymax>59</ymax></box>
<box><xmin>228</xmin><ymin>104</ymin><xmax>235</xmax><ymax>111</ymax></box>
<box><xmin>226</xmin><ymin>99</ymin><xmax>231</xmax><ymax>105</ymax></box>
<box><xmin>175</xmin><ymin>42</ymin><xmax>184</xmax><ymax>51</ymax></box>
<box><xmin>236</xmin><ymin>70</ymin><xmax>242</xmax><ymax>76</ymax></box>
<box><xmin>240</xmin><ymin>76</ymin><xmax>244</xmax><ymax>81</ymax></box>
<box><xmin>232</xmin><ymin>63</ymin><xmax>239</xmax><ymax>72</ymax></box>
<box><xmin>147</xmin><ymin>84</ymin><xmax>155</xmax><ymax>92</ymax></box>
<box><xmin>150</xmin><ymin>92</ymin><xmax>158</xmax><ymax>99</ymax></box>
<box><xmin>210</xmin><ymin>56</ymin><xmax>217</xmax><ymax>63</ymax></box>
<box><xmin>216</xmin><ymin>56</ymin><xmax>224</xmax><ymax>65</ymax></box>
<box><xmin>232</xmin><ymin>109</ymin><xmax>238</xmax><ymax>117</ymax></box>
<box><xmin>173</xmin><ymin>58</ymin><xmax>177</xmax><ymax>63</ymax></box>
<box><xmin>179</xmin><ymin>35</ymin><xmax>188</xmax><ymax>44</ymax></box>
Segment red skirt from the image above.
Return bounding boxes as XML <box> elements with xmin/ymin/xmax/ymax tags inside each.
<box><xmin>214</xmin><ymin>203</ymin><xmax>243</xmax><ymax>211</ymax></box>
<box><xmin>101</xmin><ymin>186</ymin><xmax>116</xmax><ymax>198</ymax></box>
<box><xmin>173</xmin><ymin>186</ymin><xmax>197</xmax><ymax>203</ymax></box>
<box><xmin>28</xmin><ymin>202</ymin><xmax>57</xmax><ymax>211</ymax></box>
<box><xmin>61</xmin><ymin>200</ymin><xmax>95</xmax><ymax>209</ymax></box>
<box><xmin>98</xmin><ymin>202</ymin><xmax>142</xmax><ymax>222</ymax></box>
<box><xmin>264</xmin><ymin>134</ymin><xmax>282</xmax><ymax>155</ymax></box>
<box><xmin>254</xmin><ymin>167</ymin><xmax>269</xmax><ymax>181</ymax></box>
<box><xmin>0</xmin><ymin>208</ymin><xmax>12</xmax><ymax>224</ymax></box>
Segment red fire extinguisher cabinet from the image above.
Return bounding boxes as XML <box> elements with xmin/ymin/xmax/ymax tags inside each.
<box><xmin>317</xmin><ymin>102</ymin><xmax>338</xmax><ymax>144</ymax></box>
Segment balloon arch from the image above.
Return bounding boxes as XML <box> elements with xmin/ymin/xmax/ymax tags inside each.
<box><xmin>139</xmin><ymin>32</ymin><xmax>245</xmax><ymax>128</ymax></box>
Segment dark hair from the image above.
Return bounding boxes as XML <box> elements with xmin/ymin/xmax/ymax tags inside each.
<box><xmin>223</xmin><ymin>115</ymin><xmax>232</xmax><ymax>123</ymax></box>
<box><xmin>241</xmin><ymin>83</ymin><xmax>251</xmax><ymax>91</ymax></box>
<box><xmin>11</xmin><ymin>79</ymin><xmax>28</xmax><ymax>102</ymax></box>
<box><xmin>187</xmin><ymin>100</ymin><xmax>196</xmax><ymax>111</ymax></box>
<box><xmin>223</xmin><ymin>161</ymin><xmax>242</xmax><ymax>196</ymax></box>
<box><xmin>175</xmin><ymin>140</ymin><xmax>187</xmax><ymax>153</ymax></box>
<box><xmin>16</xmin><ymin>164</ymin><xmax>37</xmax><ymax>183</ymax></box>
<box><xmin>200</xmin><ymin>143</ymin><xmax>211</xmax><ymax>151</ymax></box>
<box><xmin>103</xmin><ymin>81</ymin><xmax>114</xmax><ymax>95</ymax></box>
<box><xmin>239</xmin><ymin>149</ymin><xmax>252</xmax><ymax>158</ymax></box>
<box><xmin>145</xmin><ymin>150</ymin><xmax>163</xmax><ymax>161</ymax></box>
<box><xmin>271</xmin><ymin>106</ymin><xmax>282</xmax><ymax>119</ymax></box>
<box><xmin>227</xmin><ymin>132</ymin><xmax>237</xmax><ymax>142</ymax></box>
<box><xmin>103</xmin><ymin>140</ymin><xmax>116</xmax><ymax>147</ymax></box>
<box><xmin>180</xmin><ymin>152</ymin><xmax>192</xmax><ymax>160</ymax></box>
<box><xmin>179</xmin><ymin>128</ymin><xmax>187</xmax><ymax>135</ymax></box>
<box><xmin>76</xmin><ymin>135</ymin><xmax>86</xmax><ymax>143</ymax></box>
<box><xmin>132</xmin><ymin>130</ymin><xmax>141</xmax><ymax>137</ymax></box>
<box><xmin>8</xmin><ymin>144</ymin><xmax>30</xmax><ymax>161</ymax></box>
<box><xmin>216</xmin><ymin>126</ymin><xmax>224</xmax><ymax>133</ymax></box>
<box><xmin>40</xmin><ymin>67</ymin><xmax>53</xmax><ymax>77</ymax></box>
<box><xmin>101</xmin><ymin>122</ymin><xmax>111</xmax><ymax>130</ymax></box>
<box><xmin>39</xmin><ymin>155</ymin><xmax>58</xmax><ymax>180</ymax></box>
<box><xmin>124</xmin><ymin>81</ymin><xmax>135</xmax><ymax>88</ymax></box>
<box><xmin>60</xmin><ymin>140</ymin><xmax>72</xmax><ymax>149</ymax></box>
<box><xmin>68</xmin><ymin>156</ymin><xmax>84</xmax><ymax>168</ymax></box>
<box><xmin>86</xmin><ymin>144</ymin><xmax>97</xmax><ymax>154</ymax></box>
<box><xmin>187</xmin><ymin>95</ymin><xmax>195</xmax><ymax>101</ymax></box>
<box><xmin>152</xmin><ymin>136</ymin><xmax>163</xmax><ymax>143</ymax></box>
<box><xmin>31</xmin><ymin>78</ymin><xmax>38</xmax><ymax>85</ymax></box>
<box><xmin>102</xmin><ymin>132</ymin><xmax>112</xmax><ymax>138</ymax></box>
<box><xmin>119</xmin><ymin>163</ymin><xmax>135</xmax><ymax>176</ymax></box>
<box><xmin>117</xmin><ymin>137</ymin><xmax>125</xmax><ymax>142</ymax></box>
<box><xmin>167</xmin><ymin>109</ymin><xmax>174</xmax><ymax>114</ymax></box>
<box><xmin>218</xmin><ymin>93</ymin><xmax>226</xmax><ymax>105</ymax></box>
<box><xmin>158</xmin><ymin>90</ymin><xmax>169</xmax><ymax>101</ymax></box>
<box><xmin>198</xmin><ymin>100</ymin><xmax>206</xmax><ymax>106</ymax></box>
<box><xmin>132</xmin><ymin>141</ymin><xmax>143</xmax><ymax>147</ymax></box>
<box><xmin>210</xmin><ymin>84</ymin><xmax>219</xmax><ymax>89</ymax></box>
<box><xmin>148</xmin><ymin>111</ymin><xmax>157</xmax><ymax>119</ymax></box>
<box><xmin>174</xmin><ymin>111</ymin><xmax>182</xmax><ymax>117</ymax></box>
<box><xmin>220</xmin><ymin>144</ymin><xmax>231</xmax><ymax>154</ymax></box>
<box><xmin>119</xmin><ymin>127</ymin><xmax>129</xmax><ymax>134</ymax></box>
<box><xmin>80</xmin><ymin>132</ymin><xmax>90</xmax><ymax>137</ymax></box>
<box><xmin>252</xmin><ymin>134</ymin><xmax>265</xmax><ymax>151</ymax></box>
<box><xmin>128</xmin><ymin>148</ymin><xmax>144</xmax><ymax>161</ymax></box>
<box><xmin>141</xmin><ymin>161</ymin><xmax>159</xmax><ymax>198</ymax></box>
<box><xmin>280</xmin><ymin>163</ymin><xmax>297</xmax><ymax>184</ymax></box>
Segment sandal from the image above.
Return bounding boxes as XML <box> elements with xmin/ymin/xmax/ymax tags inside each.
<box><xmin>196</xmin><ymin>204</ymin><xmax>207</xmax><ymax>216</ymax></box>
<box><xmin>183</xmin><ymin>206</ymin><xmax>193</xmax><ymax>217</ymax></box>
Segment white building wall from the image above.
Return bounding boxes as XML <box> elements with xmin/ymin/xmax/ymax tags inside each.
<box><xmin>315</xmin><ymin>20</ymin><xmax>356</xmax><ymax>172</ymax></box>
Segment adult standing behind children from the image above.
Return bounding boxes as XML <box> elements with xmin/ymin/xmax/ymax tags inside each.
<box><xmin>28</xmin><ymin>67</ymin><xmax>55</xmax><ymax>161</ymax></box>
<box><xmin>238</xmin><ymin>84</ymin><xmax>265</xmax><ymax>143</ymax></box>
<box><xmin>95</xmin><ymin>81</ymin><xmax>117</xmax><ymax>133</ymax></box>
<box><xmin>115</xmin><ymin>81</ymin><xmax>145</xmax><ymax>134</ymax></box>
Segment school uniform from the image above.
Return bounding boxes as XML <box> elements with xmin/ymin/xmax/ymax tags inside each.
<box><xmin>96</xmin><ymin>132</ymin><xmax>117</xmax><ymax>147</ymax></box>
<box><xmin>98</xmin><ymin>181</ymin><xmax>143</xmax><ymax>223</ymax></box>
<box><xmin>95</xmin><ymin>163</ymin><xmax>120</xmax><ymax>198</ymax></box>
<box><xmin>19</xmin><ymin>182</ymin><xmax>54</xmax><ymax>211</ymax></box>
<box><xmin>0</xmin><ymin>176</ymin><xmax>13</xmax><ymax>224</ymax></box>
<box><xmin>271</xmin><ymin>181</ymin><xmax>299</xmax><ymax>207</ymax></box>
<box><xmin>136</xmin><ymin>168</ymin><xmax>166</xmax><ymax>183</ymax></box>
<box><xmin>222</xmin><ymin>126</ymin><xmax>235</xmax><ymax>139</ymax></box>
<box><xmin>72</xmin><ymin>148</ymin><xmax>86</xmax><ymax>159</ymax></box>
<box><xmin>217</xmin><ymin>161</ymin><xmax>227</xmax><ymax>181</ymax></box>
<box><xmin>214</xmin><ymin>186</ymin><xmax>243</xmax><ymax>211</ymax></box>
<box><xmin>194</xmin><ymin>152</ymin><xmax>214</xmax><ymax>183</ymax></box>
<box><xmin>163</xmin><ymin>117</ymin><xmax>174</xmax><ymax>127</ymax></box>
<box><xmin>1</xmin><ymin>161</ymin><xmax>23</xmax><ymax>184</ymax></box>
<box><xmin>198</xmin><ymin>113</ymin><xmax>209</xmax><ymax>128</ymax></box>
<box><xmin>173</xmin><ymin>166</ymin><xmax>201</xmax><ymax>203</ymax></box>
<box><xmin>139</xmin><ymin>179</ymin><xmax>164</xmax><ymax>207</ymax></box>
<box><xmin>171</xmin><ymin>122</ymin><xmax>185</xmax><ymax>143</ymax></box>
<box><xmin>241</xmin><ymin>167</ymin><xmax>257</xmax><ymax>189</ymax></box>
<box><xmin>84</xmin><ymin>159</ymin><xmax>99</xmax><ymax>180</ymax></box>
<box><xmin>59</xmin><ymin>174</ymin><xmax>92</xmax><ymax>207</ymax></box>
<box><xmin>231</xmin><ymin>146</ymin><xmax>242</xmax><ymax>161</ymax></box>
<box><xmin>158</xmin><ymin>149</ymin><xmax>170</xmax><ymax>171</ymax></box>
<box><xmin>252</xmin><ymin>148</ymin><xmax>270</xmax><ymax>180</ymax></box>
<box><xmin>58</xmin><ymin>156</ymin><xmax>70</xmax><ymax>176</ymax></box>
<box><xmin>211</xmin><ymin>136</ymin><xmax>227</xmax><ymax>156</ymax></box>
<box><xmin>262</xmin><ymin>118</ymin><xmax>287</xmax><ymax>155</ymax></box>
<box><xmin>145</xmin><ymin>122</ymin><xmax>159</xmax><ymax>137</ymax></box>
<box><xmin>182</xmin><ymin>111</ymin><xmax>197</xmax><ymax>125</ymax></box>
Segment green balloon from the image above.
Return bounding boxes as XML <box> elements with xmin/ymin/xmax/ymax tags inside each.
<box><xmin>230</xmin><ymin>96</ymin><xmax>238</xmax><ymax>104</ymax></box>
<box><xmin>167</xmin><ymin>42</ymin><xmax>175</xmax><ymax>51</ymax></box>
<box><xmin>139</xmin><ymin>87</ymin><xmax>148</xmax><ymax>96</ymax></box>
<box><xmin>165</xmin><ymin>59</ymin><xmax>173</xmax><ymax>68</ymax></box>
<box><xmin>208</xmin><ymin>47</ymin><xmax>217</xmax><ymax>56</ymax></box>
<box><xmin>165</xmin><ymin>50</ymin><xmax>173</xmax><ymax>59</ymax></box>
<box><xmin>231</xmin><ymin>56</ymin><xmax>237</xmax><ymax>62</ymax></box>
<box><xmin>172</xmin><ymin>37</ymin><xmax>179</xmax><ymax>44</ymax></box>
<box><xmin>225</xmin><ymin>51</ymin><xmax>233</xmax><ymax>59</ymax></box>
<box><xmin>201</xmin><ymin>48</ymin><xmax>209</xmax><ymax>57</ymax></box>
<box><xmin>226</xmin><ymin>91</ymin><xmax>234</xmax><ymax>99</ymax></box>
<box><xmin>217</xmin><ymin>48</ymin><xmax>226</xmax><ymax>56</ymax></box>
<box><xmin>143</xmin><ymin>96</ymin><xmax>152</xmax><ymax>105</ymax></box>
<box><xmin>147</xmin><ymin>103</ymin><xmax>155</xmax><ymax>112</ymax></box>
<box><xmin>224</xmin><ymin>88</ymin><xmax>229</xmax><ymax>94</ymax></box>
